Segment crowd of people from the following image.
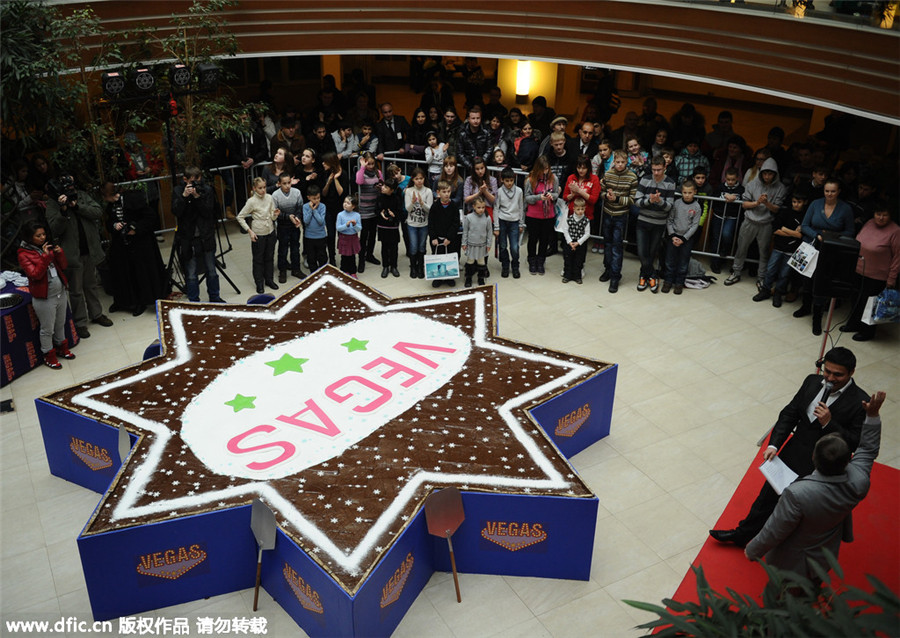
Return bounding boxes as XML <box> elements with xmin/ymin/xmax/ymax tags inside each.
<box><xmin>5</xmin><ymin>65</ymin><xmax>899</xmax><ymax>369</ymax></box>
<box><xmin>216</xmin><ymin>75</ymin><xmax>897</xmax><ymax>340</ymax></box>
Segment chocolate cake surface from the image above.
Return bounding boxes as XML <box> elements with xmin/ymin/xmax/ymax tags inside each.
<box><xmin>44</xmin><ymin>268</ymin><xmax>610</xmax><ymax>593</ymax></box>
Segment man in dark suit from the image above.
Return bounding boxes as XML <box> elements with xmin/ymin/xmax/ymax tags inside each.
<box><xmin>710</xmin><ymin>347</ymin><xmax>869</xmax><ymax>547</ymax></box>
<box><xmin>567</xmin><ymin>121</ymin><xmax>599</xmax><ymax>161</ymax></box>
<box><xmin>375</xmin><ymin>102</ymin><xmax>410</xmax><ymax>160</ymax></box>
<box><xmin>745</xmin><ymin>390</ymin><xmax>885</xmax><ymax>579</ymax></box>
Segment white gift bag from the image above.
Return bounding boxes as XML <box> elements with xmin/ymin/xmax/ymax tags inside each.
<box><xmin>788</xmin><ymin>242</ymin><xmax>818</xmax><ymax>278</ymax></box>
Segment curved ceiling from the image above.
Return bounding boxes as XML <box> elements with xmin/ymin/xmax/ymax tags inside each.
<box><xmin>71</xmin><ymin>0</ymin><xmax>900</xmax><ymax>124</ymax></box>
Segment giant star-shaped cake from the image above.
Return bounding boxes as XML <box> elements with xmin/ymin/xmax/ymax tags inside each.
<box><xmin>44</xmin><ymin>268</ymin><xmax>608</xmax><ymax>593</ymax></box>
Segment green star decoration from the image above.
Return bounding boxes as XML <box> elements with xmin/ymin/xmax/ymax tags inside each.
<box><xmin>265</xmin><ymin>353</ymin><xmax>309</xmax><ymax>376</ymax></box>
<box><xmin>341</xmin><ymin>337</ymin><xmax>369</xmax><ymax>353</ymax></box>
<box><xmin>224</xmin><ymin>394</ymin><xmax>256</xmax><ymax>413</ymax></box>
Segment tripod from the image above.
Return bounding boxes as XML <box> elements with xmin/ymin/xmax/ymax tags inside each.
<box><xmin>165</xmin><ymin>217</ymin><xmax>241</xmax><ymax>298</ymax></box>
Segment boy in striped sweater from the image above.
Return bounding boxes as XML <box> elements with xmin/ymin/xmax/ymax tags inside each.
<box><xmin>599</xmin><ymin>150</ymin><xmax>638</xmax><ymax>293</ymax></box>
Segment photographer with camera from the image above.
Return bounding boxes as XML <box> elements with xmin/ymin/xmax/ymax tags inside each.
<box><xmin>45</xmin><ymin>174</ymin><xmax>113</xmax><ymax>338</ymax></box>
<box><xmin>101</xmin><ymin>181</ymin><xmax>169</xmax><ymax>317</ymax></box>
<box><xmin>172</xmin><ymin>167</ymin><xmax>224</xmax><ymax>303</ymax></box>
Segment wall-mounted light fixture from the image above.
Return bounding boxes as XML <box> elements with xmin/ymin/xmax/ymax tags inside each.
<box><xmin>515</xmin><ymin>60</ymin><xmax>531</xmax><ymax>104</ymax></box>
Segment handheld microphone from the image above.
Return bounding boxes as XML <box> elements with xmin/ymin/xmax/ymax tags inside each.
<box><xmin>821</xmin><ymin>381</ymin><xmax>834</xmax><ymax>404</ymax></box>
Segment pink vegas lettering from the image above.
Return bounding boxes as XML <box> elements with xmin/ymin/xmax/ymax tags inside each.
<box><xmin>226</xmin><ymin>342</ymin><xmax>456</xmax><ymax>471</ymax></box>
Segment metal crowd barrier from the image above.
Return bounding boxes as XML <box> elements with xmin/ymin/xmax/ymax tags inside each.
<box><xmin>115</xmin><ymin>161</ymin><xmax>274</xmax><ymax>234</ymax></box>
<box><xmin>116</xmin><ymin>155</ymin><xmax>757</xmax><ymax>270</ymax></box>
<box><xmin>341</xmin><ymin>153</ymin><xmax>756</xmax><ymax>268</ymax></box>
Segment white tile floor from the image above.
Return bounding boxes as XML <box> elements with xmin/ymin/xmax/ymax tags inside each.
<box><xmin>1</xmin><ymin>226</ymin><xmax>897</xmax><ymax>637</ymax></box>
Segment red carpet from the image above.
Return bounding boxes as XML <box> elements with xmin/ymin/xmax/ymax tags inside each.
<box><xmin>672</xmin><ymin>445</ymin><xmax>900</xmax><ymax>604</ymax></box>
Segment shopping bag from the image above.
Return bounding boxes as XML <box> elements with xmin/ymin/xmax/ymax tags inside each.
<box><xmin>788</xmin><ymin>242</ymin><xmax>818</xmax><ymax>277</ymax></box>
<box><xmin>862</xmin><ymin>288</ymin><xmax>900</xmax><ymax>325</ymax></box>
<box><xmin>554</xmin><ymin>197</ymin><xmax>568</xmax><ymax>231</ymax></box>
<box><xmin>424</xmin><ymin>244</ymin><xmax>460</xmax><ymax>281</ymax></box>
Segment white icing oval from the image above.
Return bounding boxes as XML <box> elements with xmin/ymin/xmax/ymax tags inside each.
<box><xmin>180</xmin><ymin>312</ymin><xmax>471</xmax><ymax>480</ymax></box>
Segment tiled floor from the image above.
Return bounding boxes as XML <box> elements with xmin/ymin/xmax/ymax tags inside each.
<box><xmin>1</xmin><ymin>229</ymin><xmax>897</xmax><ymax>637</ymax></box>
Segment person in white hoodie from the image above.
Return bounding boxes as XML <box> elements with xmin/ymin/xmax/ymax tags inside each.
<box><xmin>725</xmin><ymin>157</ymin><xmax>786</xmax><ymax>288</ymax></box>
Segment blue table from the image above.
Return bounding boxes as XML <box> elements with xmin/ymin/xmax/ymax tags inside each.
<box><xmin>1</xmin><ymin>282</ymin><xmax>78</xmax><ymax>386</ymax></box>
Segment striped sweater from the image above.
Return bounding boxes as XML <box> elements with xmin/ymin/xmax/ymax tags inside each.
<box><xmin>600</xmin><ymin>168</ymin><xmax>638</xmax><ymax>217</ymax></box>
<box><xmin>636</xmin><ymin>174</ymin><xmax>676</xmax><ymax>226</ymax></box>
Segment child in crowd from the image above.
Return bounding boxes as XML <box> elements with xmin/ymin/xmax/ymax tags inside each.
<box><xmin>674</xmin><ymin>138</ymin><xmax>710</xmax><ymax>185</ymax></box>
<box><xmin>651</xmin><ymin>128</ymin><xmax>669</xmax><ymax>157</ymax></box>
<box><xmin>662</xmin><ymin>147</ymin><xmax>678</xmax><ymax>182</ymax></box>
<box><xmin>752</xmin><ymin>190</ymin><xmax>807</xmax><ymax>307</ymax></box>
<box><xmin>524</xmin><ymin>156</ymin><xmax>559</xmax><ymax>275</ymax></box>
<box><xmin>308</xmin><ymin>122</ymin><xmax>336</xmax><ymax>157</ymax></box>
<box><xmin>691</xmin><ymin>166</ymin><xmax>711</xmax><ymax>230</ymax></box>
<box><xmin>494</xmin><ymin>167</ymin><xmax>525</xmax><ymax>278</ymax></box>
<box><xmin>662</xmin><ymin>179</ymin><xmax>702</xmax><ymax>294</ymax></box>
<box><xmin>463</xmin><ymin>156</ymin><xmax>498</xmax><ymax>275</ymax></box>
<box><xmin>590</xmin><ymin>138</ymin><xmax>614</xmax><ymax>254</ymax></box>
<box><xmin>354</xmin><ymin>152</ymin><xmax>383</xmax><ymax>272</ymax></box>
<box><xmin>561</xmin><ymin>197</ymin><xmax>590</xmax><ymax>284</ymax></box>
<box><xmin>461</xmin><ymin>196</ymin><xmax>493</xmax><ymax>287</ymax></box>
<box><xmin>425</xmin><ymin>132</ymin><xmax>446</xmax><ymax>185</ymax></box>
<box><xmin>299</xmin><ymin>184</ymin><xmax>327</xmax><ymax>272</ymax></box>
<box><xmin>591</xmin><ymin>138</ymin><xmax>614</xmax><ymax>178</ymax></box>
<box><xmin>435</xmin><ymin>155</ymin><xmax>464</xmax><ymax>211</ymax></box>
<box><xmin>272</xmin><ymin>173</ymin><xmax>304</xmax><ymax>283</ymax></box>
<box><xmin>625</xmin><ymin>137</ymin><xmax>649</xmax><ymax>178</ymax></box>
<box><xmin>599</xmin><ymin>149</ymin><xmax>638</xmax><ymax>293</ymax></box>
<box><xmin>386</xmin><ymin>162</ymin><xmax>410</xmax><ymax>256</ymax></box>
<box><xmin>708</xmin><ymin>167</ymin><xmax>745</xmax><ymax>273</ymax></box>
<box><xmin>436</xmin><ymin>156</ymin><xmax>465</xmax><ymax>256</ymax></box>
<box><xmin>331</xmin><ymin>120</ymin><xmax>358</xmax><ymax>159</ymax></box>
<box><xmin>492</xmin><ymin>147</ymin><xmax>508</xmax><ymax>168</ymax></box>
<box><xmin>17</xmin><ymin>220</ymin><xmax>74</xmax><ymax>369</ymax></box>
<box><xmin>320</xmin><ymin>152</ymin><xmax>347</xmax><ymax>267</ymax></box>
<box><xmin>404</xmin><ymin>167</ymin><xmax>433</xmax><ymax>279</ymax></box>
<box><xmin>463</xmin><ymin>157</ymin><xmax>497</xmax><ymax>277</ymax></box>
<box><xmin>387</xmin><ymin>163</ymin><xmax>409</xmax><ymax>191</ymax></box>
<box><xmin>463</xmin><ymin>157</ymin><xmax>497</xmax><ymax>213</ymax></box>
<box><xmin>563</xmin><ymin>156</ymin><xmax>601</xmax><ymax>247</ymax></box>
<box><xmin>237</xmin><ymin>176</ymin><xmax>279</xmax><ymax>294</ymax></box>
<box><xmin>428</xmin><ymin>180</ymin><xmax>460</xmax><ymax>288</ymax></box>
<box><xmin>376</xmin><ymin>179</ymin><xmax>403</xmax><ymax>278</ymax></box>
<box><xmin>336</xmin><ymin>195</ymin><xmax>362</xmax><ymax>277</ymax></box>
<box><xmin>357</xmin><ymin>119</ymin><xmax>379</xmax><ymax>155</ymax></box>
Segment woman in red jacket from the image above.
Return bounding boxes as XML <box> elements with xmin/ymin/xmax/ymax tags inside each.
<box><xmin>563</xmin><ymin>155</ymin><xmax>602</xmax><ymax>241</ymax></box>
<box><xmin>16</xmin><ymin>220</ymin><xmax>75</xmax><ymax>369</ymax></box>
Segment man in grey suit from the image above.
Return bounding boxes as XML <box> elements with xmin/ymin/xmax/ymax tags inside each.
<box><xmin>744</xmin><ymin>390</ymin><xmax>885</xmax><ymax>579</ymax></box>
<box><xmin>710</xmin><ymin>347</ymin><xmax>869</xmax><ymax>546</ymax></box>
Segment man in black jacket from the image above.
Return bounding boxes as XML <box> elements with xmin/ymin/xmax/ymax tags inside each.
<box><xmin>456</xmin><ymin>105</ymin><xmax>492</xmax><ymax>171</ymax></box>
<box><xmin>172</xmin><ymin>166</ymin><xmax>224</xmax><ymax>303</ymax></box>
<box><xmin>710</xmin><ymin>347</ymin><xmax>869</xmax><ymax>547</ymax></box>
<box><xmin>375</xmin><ymin>102</ymin><xmax>410</xmax><ymax>160</ymax></box>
